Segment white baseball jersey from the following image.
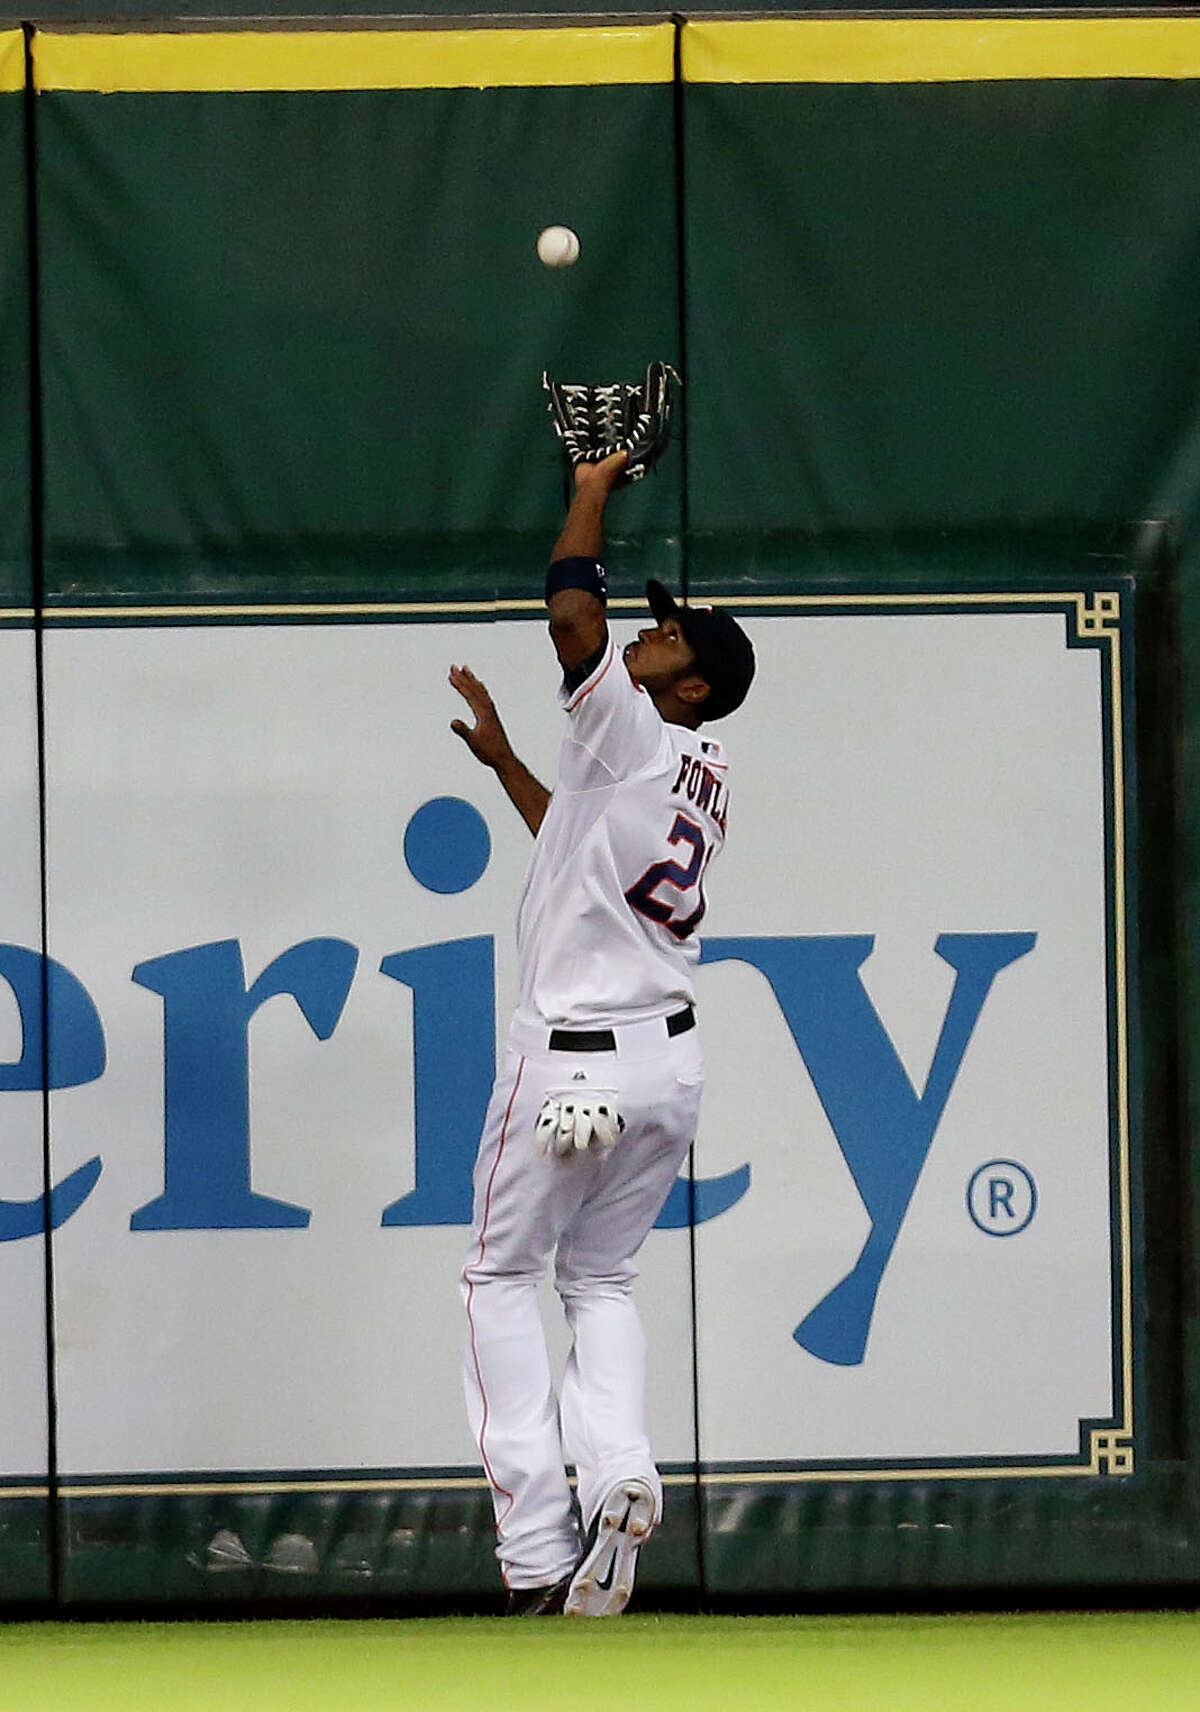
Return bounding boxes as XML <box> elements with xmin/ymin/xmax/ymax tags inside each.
<box><xmin>514</xmin><ymin>629</ymin><xmax>730</xmax><ymax>1029</ymax></box>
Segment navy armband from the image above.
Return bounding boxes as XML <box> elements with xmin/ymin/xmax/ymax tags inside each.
<box><xmin>545</xmin><ymin>556</ymin><xmax>608</xmax><ymax>607</ymax></box>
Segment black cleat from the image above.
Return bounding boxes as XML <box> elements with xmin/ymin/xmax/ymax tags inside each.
<box><xmin>505</xmin><ymin>1574</ymin><xmax>573</xmax><ymax>1616</ymax></box>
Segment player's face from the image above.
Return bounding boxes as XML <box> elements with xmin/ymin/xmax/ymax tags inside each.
<box><xmin>623</xmin><ymin>618</ymin><xmax>698</xmax><ymax>694</ymax></box>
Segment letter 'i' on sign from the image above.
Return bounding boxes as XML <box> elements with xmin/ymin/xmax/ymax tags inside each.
<box><xmin>129</xmin><ymin>939</ymin><xmax>358</xmax><ymax>1230</ymax></box>
<box><xmin>379</xmin><ymin>939</ymin><xmax>496</xmax><ymax>1226</ymax></box>
<box><xmin>383</xmin><ymin>800</ymin><xmax>499</xmax><ymax>1226</ymax></box>
<box><xmin>0</xmin><ymin>946</ymin><xmax>106</xmax><ymax>1240</ymax></box>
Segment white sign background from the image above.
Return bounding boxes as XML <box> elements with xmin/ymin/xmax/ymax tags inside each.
<box><xmin>691</xmin><ymin>610</ymin><xmax>1114</xmax><ymax>1463</ymax></box>
<box><xmin>27</xmin><ymin>606</ymin><xmax>1121</xmax><ymax>1479</ymax></box>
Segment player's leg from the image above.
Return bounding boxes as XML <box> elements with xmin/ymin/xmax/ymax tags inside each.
<box><xmin>556</xmin><ymin>1259</ymin><xmax>656</xmax><ymax>1525</ymax></box>
<box><xmin>461</xmin><ymin>1045</ymin><xmax>598</xmax><ymax>1592</ymax></box>
<box><xmin>555</xmin><ymin>1035</ymin><xmax>703</xmax><ymax>1554</ymax></box>
<box><xmin>554</xmin><ymin>1059</ymin><xmax>699</xmax><ymax>1617</ymax></box>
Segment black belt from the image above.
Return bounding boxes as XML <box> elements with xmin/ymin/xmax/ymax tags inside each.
<box><xmin>548</xmin><ymin>1005</ymin><xmax>695</xmax><ymax>1053</ymax></box>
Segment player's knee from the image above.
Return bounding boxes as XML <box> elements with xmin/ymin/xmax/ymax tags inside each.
<box><xmin>462</xmin><ymin>1257</ymin><xmax>546</xmax><ymax>1290</ymax></box>
<box><xmin>554</xmin><ymin>1267</ymin><xmax>636</xmax><ymax>1302</ymax></box>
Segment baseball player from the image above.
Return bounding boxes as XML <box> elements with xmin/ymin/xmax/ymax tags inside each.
<box><xmin>449</xmin><ymin>449</ymin><xmax>755</xmax><ymax>1616</ymax></box>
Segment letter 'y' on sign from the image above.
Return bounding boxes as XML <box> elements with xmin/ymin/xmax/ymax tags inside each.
<box><xmin>702</xmin><ymin>933</ymin><xmax>1036</xmax><ymax>1365</ymax></box>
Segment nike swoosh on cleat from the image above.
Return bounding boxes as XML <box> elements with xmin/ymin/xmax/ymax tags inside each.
<box><xmin>594</xmin><ymin>1503</ymin><xmax>632</xmax><ymax>1591</ymax></box>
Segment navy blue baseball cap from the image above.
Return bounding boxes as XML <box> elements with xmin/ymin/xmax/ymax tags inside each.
<box><xmin>646</xmin><ymin>580</ymin><xmax>756</xmax><ymax>722</ymax></box>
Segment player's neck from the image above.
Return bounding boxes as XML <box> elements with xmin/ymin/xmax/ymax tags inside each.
<box><xmin>651</xmin><ymin>691</ymin><xmax>703</xmax><ymax>731</ymax></box>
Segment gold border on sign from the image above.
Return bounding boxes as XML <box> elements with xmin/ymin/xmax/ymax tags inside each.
<box><xmin>1088</xmin><ymin>1429</ymin><xmax>1135</xmax><ymax>1477</ymax></box>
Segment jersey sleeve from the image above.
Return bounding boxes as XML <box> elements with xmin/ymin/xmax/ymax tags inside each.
<box><xmin>557</xmin><ymin>632</ymin><xmax>662</xmax><ymax>785</ymax></box>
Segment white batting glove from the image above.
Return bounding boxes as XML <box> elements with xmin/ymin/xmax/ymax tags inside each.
<box><xmin>534</xmin><ymin>1088</ymin><xmax>625</xmax><ymax>1159</ymax></box>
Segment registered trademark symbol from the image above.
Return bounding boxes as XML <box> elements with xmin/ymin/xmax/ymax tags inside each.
<box><xmin>967</xmin><ymin>1160</ymin><xmax>1037</xmax><ymax>1237</ymax></box>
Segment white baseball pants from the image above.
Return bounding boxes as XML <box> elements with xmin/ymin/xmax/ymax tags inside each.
<box><xmin>461</xmin><ymin>1011</ymin><xmax>703</xmax><ymax>1591</ymax></box>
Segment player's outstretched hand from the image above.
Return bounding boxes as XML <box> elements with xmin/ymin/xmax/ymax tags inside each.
<box><xmin>449</xmin><ymin>664</ymin><xmax>517</xmax><ymax>773</ymax></box>
<box><xmin>572</xmin><ymin>449</ymin><xmax>629</xmax><ymax>495</ymax></box>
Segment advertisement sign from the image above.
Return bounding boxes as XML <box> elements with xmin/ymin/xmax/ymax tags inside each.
<box><xmin>4</xmin><ymin>588</ymin><xmax>1132</xmax><ymax>1494</ymax></box>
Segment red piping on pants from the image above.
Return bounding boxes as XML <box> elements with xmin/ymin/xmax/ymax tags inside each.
<box><xmin>464</xmin><ymin>1055</ymin><xmax>526</xmax><ymax>1576</ymax></box>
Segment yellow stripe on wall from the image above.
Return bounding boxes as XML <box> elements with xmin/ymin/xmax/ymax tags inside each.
<box><xmin>34</xmin><ymin>23</ymin><xmax>674</xmax><ymax>94</ymax></box>
<box><xmin>0</xmin><ymin>29</ymin><xmax>24</xmax><ymax>93</ymax></box>
<box><xmin>683</xmin><ymin>17</ymin><xmax>1200</xmax><ymax>85</ymax></box>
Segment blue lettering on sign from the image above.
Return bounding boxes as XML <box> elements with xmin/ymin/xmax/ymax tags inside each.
<box><xmin>0</xmin><ymin>932</ymin><xmax>1037</xmax><ymax>1303</ymax></box>
<box><xmin>0</xmin><ymin>944</ymin><xmax>105</xmax><ymax>1238</ymax></box>
<box><xmin>0</xmin><ymin>800</ymin><xmax>1040</xmax><ymax>1376</ymax></box>
<box><xmin>379</xmin><ymin>938</ymin><xmax>495</xmax><ymax>1227</ymax></box>
<box><xmin>702</xmin><ymin>933</ymin><xmax>1036</xmax><ymax>1366</ymax></box>
<box><xmin>968</xmin><ymin>1158</ymin><xmax>1038</xmax><ymax>1237</ymax></box>
<box><xmin>655</xmin><ymin>1161</ymin><xmax>751</xmax><ymax>1229</ymax></box>
<box><xmin>130</xmin><ymin>938</ymin><xmax>358</xmax><ymax>1230</ymax></box>
<box><xmin>403</xmin><ymin>797</ymin><xmax>492</xmax><ymax>897</ymax></box>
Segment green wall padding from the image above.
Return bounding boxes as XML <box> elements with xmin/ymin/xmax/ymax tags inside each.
<box><xmin>38</xmin><ymin>84</ymin><xmax>681</xmax><ymax>603</ymax></box>
<box><xmin>683</xmin><ymin>80</ymin><xmax>1200</xmax><ymax>534</ymax></box>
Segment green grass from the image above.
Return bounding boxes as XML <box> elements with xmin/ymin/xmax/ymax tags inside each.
<box><xmin>0</xmin><ymin>1612</ymin><xmax>1198</xmax><ymax>1712</ymax></box>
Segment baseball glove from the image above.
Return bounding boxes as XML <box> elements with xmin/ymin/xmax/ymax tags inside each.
<box><xmin>542</xmin><ymin>361</ymin><xmax>680</xmax><ymax>483</ymax></box>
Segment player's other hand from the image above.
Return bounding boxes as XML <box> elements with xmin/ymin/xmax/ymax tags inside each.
<box><xmin>449</xmin><ymin>665</ymin><xmax>516</xmax><ymax>772</ymax></box>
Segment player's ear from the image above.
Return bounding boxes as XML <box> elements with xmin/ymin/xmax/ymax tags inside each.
<box><xmin>677</xmin><ymin>675</ymin><xmax>710</xmax><ymax>708</ymax></box>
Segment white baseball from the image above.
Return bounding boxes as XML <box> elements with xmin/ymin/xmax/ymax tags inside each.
<box><xmin>536</xmin><ymin>225</ymin><xmax>581</xmax><ymax>268</ymax></box>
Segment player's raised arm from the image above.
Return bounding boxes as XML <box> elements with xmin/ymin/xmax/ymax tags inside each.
<box><xmin>545</xmin><ymin>453</ymin><xmax>628</xmax><ymax>673</ymax></box>
<box><xmin>449</xmin><ymin>664</ymin><xmax>551</xmax><ymax>836</ymax></box>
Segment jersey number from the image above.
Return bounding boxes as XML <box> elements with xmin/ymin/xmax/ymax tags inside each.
<box><xmin>625</xmin><ymin>813</ymin><xmax>709</xmax><ymax>941</ymax></box>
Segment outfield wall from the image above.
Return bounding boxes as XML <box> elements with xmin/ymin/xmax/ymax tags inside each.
<box><xmin>0</xmin><ymin>14</ymin><xmax>1197</xmax><ymax>1605</ymax></box>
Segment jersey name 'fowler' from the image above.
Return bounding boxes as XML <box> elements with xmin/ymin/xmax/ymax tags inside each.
<box><xmin>670</xmin><ymin>750</ymin><xmax>728</xmax><ymax>833</ymax></box>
